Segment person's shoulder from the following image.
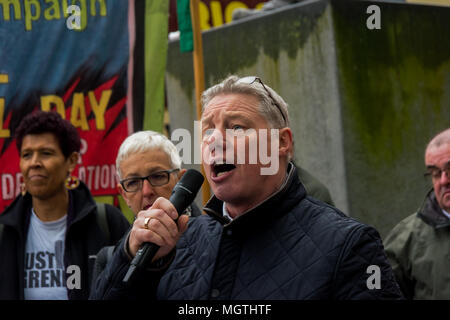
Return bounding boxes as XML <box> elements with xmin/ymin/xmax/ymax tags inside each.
<box><xmin>103</xmin><ymin>203</ymin><xmax>125</xmax><ymax>216</ymax></box>
<box><xmin>395</xmin><ymin>212</ymin><xmax>422</xmax><ymax>230</ymax></box>
<box><xmin>292</xmin><ymin>195</ymin><xmax>376</xmax><ymax>243</ymax></box>
<box><xmin>0</xmin><ymin>193</ymin><xmax>29</xmax><ymax>220</ymax></box>
<box><xmin>102</xmin><ymin>203</ymin><xmax>131</xmax><ymax>231</ymax></box>
<box><xmin>383</xmin><ymin>211</ymin><xmax>429</xmax><ymax>263</ymax></box>
<box><xmin>181</xmin><ymin>214</ymin><xmax>220</xmax><ymax>244</ymax></box>
<box><xmin>297</xmin><ymin>195</ymin><xmax>359</xmax><ymax>228</ymax></box>
<box><xmin>386</xmin><ymin>211</ymin><xmax>424</xmax><ymax>242</ymax></box>
<box><xmin>187</xmin><ymin>213</ymin><xmax>217</xmax><ymax>229</ymax></box>
<box><xmin>296</xmin><ymin>166</ymin><xmax>334</xmax><ymax>206</ymax></box>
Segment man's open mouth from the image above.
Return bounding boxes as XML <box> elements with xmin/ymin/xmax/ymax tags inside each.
<box><xmin>213</xmin><ymin>163</ymin><xmax>236</xmax><ymax>177</ymax></box>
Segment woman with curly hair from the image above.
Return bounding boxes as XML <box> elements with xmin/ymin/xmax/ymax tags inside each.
<box><xmin>0</xmin><ymin>111</ymin><xmax>130</xmax><ymax>300</ymax></box>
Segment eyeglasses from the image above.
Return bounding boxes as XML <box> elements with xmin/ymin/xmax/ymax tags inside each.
<box><xmin>237</xmin><ymin>76</ymin><xmax>287</xmax><ymax>126</ymax></box>
<box><xmin>120</xmin><ymin>169</ymin><xmax>180</xmax><ymax>193</ymax></box>
<box><xmin>424</xmin><ymin>164</ymin><xmax>450</xmax><ymax>180</ymax></box>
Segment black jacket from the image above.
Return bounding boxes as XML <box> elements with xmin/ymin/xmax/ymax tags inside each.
<box><xmin>89</xmin><ymin>202</ymin><xmax>203</xmax><ymax>290</ymax></box>
<box><xmin>91</xmin><ymin>164</ymin><xmax>403</xmax><ymax>300</ymax></box>
<box><xmin>0</xmin><ymin>182</ymin><xmax>130</xmax><ymax>300</ymax></box>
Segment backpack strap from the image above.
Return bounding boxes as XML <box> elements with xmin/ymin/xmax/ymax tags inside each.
<box><xmin>95</xmin><ymin>202</ymin><xmax>110</xmax><ymax>244</ymax></box>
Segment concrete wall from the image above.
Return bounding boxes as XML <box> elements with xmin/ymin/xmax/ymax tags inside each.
<box><xmin>165</xmin><ymin>0</ymin><xmax>450</xmax><ymax>238</ymax></box>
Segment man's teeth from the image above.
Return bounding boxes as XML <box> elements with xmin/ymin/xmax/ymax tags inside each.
<box><xmin>217</xmin><ymin>172</ymin><xmax>227</xmax><ymax>177</ymax></box>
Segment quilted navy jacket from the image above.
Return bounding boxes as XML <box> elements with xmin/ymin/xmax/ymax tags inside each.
<box><xmin>91</xmin><ymin>164</ymin><xmax>403</xmax><ymax>300</ymax></box>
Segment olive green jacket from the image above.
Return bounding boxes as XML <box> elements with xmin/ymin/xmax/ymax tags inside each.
<box><xmin>384</xmin><ymin>189</ymin><xmax>450</xmax><ymax>299</ymax></box>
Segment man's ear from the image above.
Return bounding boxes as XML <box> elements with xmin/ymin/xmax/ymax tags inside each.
<box><xmin>278</xmin><ymin>127</ymin><xmax>293</xmax><ymax>159</ymax></box>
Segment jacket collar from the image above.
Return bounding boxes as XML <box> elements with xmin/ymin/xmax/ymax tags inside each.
<box><xmin>66</xmin><ymin>181</ymin><xmax>97</xmax><ymax>226</ymax></box>
<box><xmin>203</xmin><ymin>162</ymin><xmax>306</xmax><ymax>233</ymax></box>
<box><xmin>417</xmin><ymin>188</ymin><xmax>450</xmax><ymax>229</ymax></box>
<box><xmin>0</xmin><ymin>181</ymin><xmax>97</xmax><ymax>234</ymax></box>
<box><xmin>0</xmin><ymin>192</ymin><xmax>32</xmax><ymax>238</ymax></box>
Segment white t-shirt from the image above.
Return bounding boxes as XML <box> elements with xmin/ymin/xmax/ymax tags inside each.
<box><xmin>24</xmin><ymin>209</ymin><xmax>68</xmax><ymax>300</ymax></box>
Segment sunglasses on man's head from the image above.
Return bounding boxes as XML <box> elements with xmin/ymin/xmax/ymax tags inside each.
<box><xmin>237</xmin><ymin>76</ymin><xmax>287</xmax><ymax>126</ymax></box>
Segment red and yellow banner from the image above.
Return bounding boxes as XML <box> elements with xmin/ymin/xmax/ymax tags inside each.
<box><xmin>169</xmin><ymin>0</ymin><xmax>267</xmax><ymax>31</ymax></box>
<box><xmin>0</xmin><ymin>0</ymin><xmax>132</xmax><ymax>213</ymax></box>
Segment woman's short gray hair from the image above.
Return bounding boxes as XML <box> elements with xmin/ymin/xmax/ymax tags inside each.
<box><xmin>201</xmin><ymin>75</ymin><xmax>290</xmax><ymax>129</ymax></box>
<box><xmin>116</xmin><ymin>131</ymin><xmax>182</xmax><ymax>179</ymax></box>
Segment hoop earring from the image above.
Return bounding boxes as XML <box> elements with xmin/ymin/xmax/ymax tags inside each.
<box><xmin>65</xmin><ymin>176</ymin><xmax>80</xmax><ymax>190</ymax></box>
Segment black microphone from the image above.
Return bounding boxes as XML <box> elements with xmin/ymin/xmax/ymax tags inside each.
<box><xmin>122</xmin><ymin>169</ymin><xmax>204</xmax><ymax>284</ymax></box>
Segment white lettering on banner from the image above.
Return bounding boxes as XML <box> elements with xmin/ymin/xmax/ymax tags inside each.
<box><xmin>1</xmin><ymin>173</ymin><xmax>14</xmax><ymax>200</ymax></box>
<box><xmin>1</xmin><ymin>166</ymin><xmax>117</xmax><ymax>202</ymax></box>
<box><xmin>94</xmin><ymin>165</ymin><xmax>100</xmax><ymax>190</ymax></box>
<box><xmin>100</xmin><ymin>165</ymin><xmax>109</xmax><ymax>189</ymax></box>
<box><xmin>1</xmin><ymin>173</ymin><xmax>23</xmax><ymax>200</ymax></box>
<box><xmin>77</xmin><ymin>138</ymin><xmax>88</xmax><ymax>165</ymax></box>
<box><xmin>78</xmin><ymin>164</ymin><xmax>117</xmax><ymax>191</ymax></box>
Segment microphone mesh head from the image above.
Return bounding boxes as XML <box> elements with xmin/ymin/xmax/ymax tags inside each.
<box><xmin>179</xmin><ymin>169</ymin><xmax>204</xmax><ymax>192</ymax></box>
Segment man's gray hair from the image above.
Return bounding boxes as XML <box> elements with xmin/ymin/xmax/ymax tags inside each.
<box><xmin>116</xmin><ymin>131</ymin><xmax>182</xmax><ymax>179</ymax></box>
<box><xmin>201</xmin><ymin>75</ymin><xmax>290</xmax><ymax>129</ymax></box>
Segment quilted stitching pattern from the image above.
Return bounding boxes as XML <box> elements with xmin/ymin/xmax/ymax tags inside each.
<box><xmin>230</xmin><ymin>200</ymin><xmax>350</xmax><ymax>299</ymax></box>
<box><xmin>157</xmin><ymin>195</ymin><xmax>402</xmax><ymax>300</ymax></box>
<box><xmin>158</xmin><ymin>217</ymin><xmax>222</xmax><ymax>299</ymax></box>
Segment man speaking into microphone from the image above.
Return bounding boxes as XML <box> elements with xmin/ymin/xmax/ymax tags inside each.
<box><xmin>91</xmin><ymin>75</ymin><xmax>403</xmax><ymax>300</ymax></box>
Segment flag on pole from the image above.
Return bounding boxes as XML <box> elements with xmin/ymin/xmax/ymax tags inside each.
<box><xmin>0</xmin><ymin>0</ymin><xmax>171</xmax><ymax>216</ymax></box>
<box><xmin>0</xmin><ymin>0</ymin><xmax>130</xmax><ymax>212</ymax></box>
<box><xmin>177</xmin><ymin>0</ymin><xmax>194</xmax><ymax>52</ymax></box>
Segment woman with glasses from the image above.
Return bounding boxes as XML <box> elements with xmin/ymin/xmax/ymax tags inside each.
<box><xmin>90</xmin><ymin>131</ymin><xmax>201</xmax><ymax>291</ymax></box>
<box><xmin>115</xmin><ymin>131</ymin><xmax>202</xmax><ymax>218</ymax></box>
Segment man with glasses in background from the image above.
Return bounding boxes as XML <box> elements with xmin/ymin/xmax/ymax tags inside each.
<box><xmin>91</xmin><ymin>75</ymin><xmax>402</xmax><ymax>300</ymax></box>
<box><xmin>385</xmin><ymin>128</ymin><xmax>450</xmax><ymax>299</ymax></box>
